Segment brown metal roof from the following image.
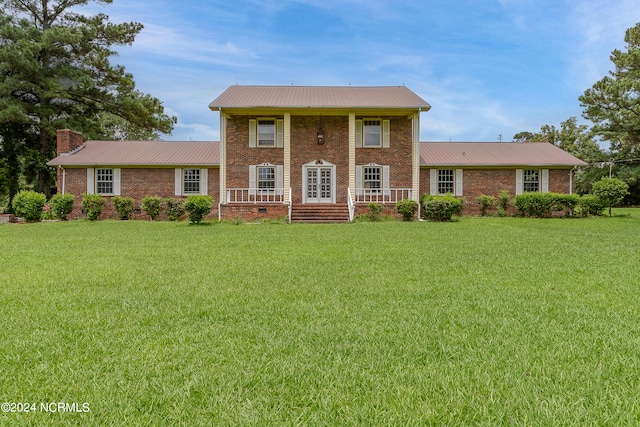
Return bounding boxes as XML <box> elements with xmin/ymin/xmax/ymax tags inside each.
<box><xmin>420</xmin><ymin>142</ymin><xmax>587</xmax><ymax>167</ymax></box>
<box><xmin>48</xmin><ymin>140</ymin><xmax>220</xmax><ymax>167</ymax></box>
<box><xmin>209</xmin><ymin>85</ymin><xmax>431</xmax><ymax>110</ymax></box>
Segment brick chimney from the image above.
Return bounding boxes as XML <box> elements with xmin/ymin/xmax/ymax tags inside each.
<box><xmin>56</xmin><ymin>129</ymin><xmax>84</xmax><ymax>156</ymax></box>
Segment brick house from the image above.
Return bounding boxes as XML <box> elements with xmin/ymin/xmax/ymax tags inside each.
<box><xmin>48</xmin><ymin>85</ymin><xmax>586</xmax><ymax>221</ymax></box>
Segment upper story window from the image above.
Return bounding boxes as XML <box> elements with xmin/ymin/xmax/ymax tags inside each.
<box><xmin>523</xmin><ymin>169</ymin><xmax>539</xmax><ymax>192</ymax></box>
<box><xmin>183</xmin><ymin>169</ymin><xmax>201</xmax><ymax>194</ymax></box>
<box><xmin>363</xmin><ymin>119</ymin><xmax>381</xmax><ymax>147</ymax></box>
<box><xmin>96</xmin><ymin>168</ymin><xmax>113</xmax><ymax>194</ymax></box>
<box><xmin>437</xmin><ymin>169</ymin><xmax>454</xmax><ymax>194</ymax></box>
<box><xmin>258</xmin><ymin>119</ymin><xmax>275</xmax><ymax>146</ymax></box>
<box><xmin>257</xmin><ymin>166</ymin><xmax>275</xmax><ymax>190</ymax></box>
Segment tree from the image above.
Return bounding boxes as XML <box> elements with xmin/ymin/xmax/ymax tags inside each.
<box><xmin>0</xmin><ymin>0</ymin><xmax>176</xmax><ymax>197</ymax></box>
<box><xmin>579</xmin><ymin>22</ymin><xmax>640</xmax><ymax>152</ymax></box>
<box><xmin>591</xmin><ymin>177</ymin><xmax>629</xmax><ymax>216</ymax></box>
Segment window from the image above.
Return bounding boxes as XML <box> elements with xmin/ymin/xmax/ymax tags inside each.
<box><xmin>438</xmin><ymin>169</ymin><xmax>454</xmax><ymax>194</ymax></box>
<box><xmin>96</xmin><ymin>168</ymin><xmax>113</xmax><ymax>194</ymax></box>
<box><xmin>363</xmin><ymin>119</ymin><xmax>381</xmax><ymax>147</ymax></box>
<box><xmin>523</xmin><ymin>169</ymin><xmax>539</xmax><ymax>192</ymax></box>
<box><xmin>363</xmin><ymin>166</ymin><xmax>381</xmax><ymax>192</ymax></box>
<box><xmin>183</xmin><ymin>169</ymin><xmax>200</xmax><ymax>194</ymax></box>
<box><xmin>258</xmin><ymin>119</ymin><xmax>275</xmax><ymax>146</ymax></box>
<box><xmin>257</xmin><ymin>166</ymin><xmax>275</xmax><ymax>190</ymax></box>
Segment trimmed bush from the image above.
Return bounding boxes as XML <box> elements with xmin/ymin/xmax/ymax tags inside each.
<box><xmin>49</xmin><ymin>193</ymin><xmax>75</xmax><ymax>220</ymax></box>
<box><xmin>591</xmin><ymin>177</ymin><xmax>630</xmax><ymax>216</ymax></box>
<box><xmin>497</xmin><ymin>189</ymin><xmax>510</xmax><ymax>216</ymax></box>
<box><xmin>12</xmin><ymin>190</ymin><xmax>46</xmax><ymax>222</ymax></box>
<box><xmin>513</xmin><ymin>192</ymin><xmax>583</xmax><ymax>218</ymax></box>
<box><xmin>183</xmin><ymin>195</ymin><xmax>214</xmax><ymax>223</ymax></box>
<box><xmin>421</xmin><ymin>194</ymin><xmax>463</xmax><ymax>222</ymax></box>
<box><xmin>82</xmin><ymin>193</ymin><xmax>105</xmax><ymax>221</ymax></box>
<box><xmin>112</xmin><ymin>196</ymin><xmax>135</xmax><ymax>220</ymax></box>
<box><xmin>476</xmin><ymin>194</ymin><xmax>495</xmax><ymax>216</ymax></box>
<box><xmin>396</xmin><ymin>199</ymin><xmax>418</xmax><ymax>221</ymax></box>
<box><xmin>141</xmin><ymin>196</ymin><xmax>163</xmax><ymax>220</ymax></box>
<box><xmin>165</xmin><ymin>198</ymin><xmax>185</xmax><ymax>221</ymax></box>
<box><xmin>368</xmin><ymin>202</ymin><xmax>384</xmax><ymax>221</ymax></box>
<box><xmin>577</xmin><ymin>194</ymin><xmax>604</xmax><ymax>217</ymax></box>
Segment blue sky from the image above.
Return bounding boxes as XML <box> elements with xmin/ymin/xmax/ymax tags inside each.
<box><xmin>82</xmin><ymin>0</ymin><xmax>640</xmax><ymax>142</ymax></box>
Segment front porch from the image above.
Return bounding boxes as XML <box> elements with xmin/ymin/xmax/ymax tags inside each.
<box><xmin>219</xmin><ymin>187</ymin><xmax>413</xmax><ymax>222</ymax></box>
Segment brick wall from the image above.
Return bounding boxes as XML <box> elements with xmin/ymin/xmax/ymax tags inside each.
<box><xmin>62</xmin><ymin>167</ymin><xmax>220</xmax><ymax>220</ymax></box>
<box><xmin>225</xmin><ymin>114</ymin><xmax>414</xmax><ymax>205</ymax></box>
<box><xmin>420</xmin><ymin>167</ymin><xmax>574</xmax><ymax>215</ymax></box>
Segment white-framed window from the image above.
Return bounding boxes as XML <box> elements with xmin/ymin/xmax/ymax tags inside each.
<box><xmin>257</xmin><ymin>119</ymin><xmax>275</xmax><ymax>146</ymax></box>
<box><xmin>438</xmin><ymin>169</ymin><xmax>454</xmax><ymax>194</ymax></box>
<box><xmin>523</xmin><ymin>169</ymin><xmax>539</xmax><ymax>192</ymax></box>
<box><xmin>174</xmin><ymin>168</ymin><xmax>208</xmax><ymax>196</ymax></box>
<box><xmin>96</xmin><ymin>168</ymin><xmax>113</xmax><ymax>194</ymax></box>
<box><xmin>430</xmin><ymin>169</ymin><xmax>463</xmax><ymax>196</ymax></box>
<box><xmin>363</xmin><ymin>119</ymin><xmax>381</xmax><ymax>147</ymax></box>
<box><xmin>257</xmin><ymin>166</ymin><xmax>276</xmax><ymax>190</ymax></box>
<box><xmin>87</xmin><ymin>168</ymin><xmax>120</xmax><ymax>195</ymax></box>
<box><xmin>249</xmin><ymin>118</ymin><xmax>284</xmax><ymax>148</ymax></box>
<box><xmin>249</xmin><ymin>164</ymin><xmax>284</xmax><ymax>195</ymax></box>
<box><xmin>355</xmin><ymin>119</ymin><xmax>390</xmax><ymax>148</ymax></box>
<box><xmin>363</xmin><ymin>166</ymin><xmax>381</xmax><ymax>192</ymax></box>
<box><xmin>183</xmin><ymin>169</ymin><xmax>200</xmax><ymax>194</ymax></box>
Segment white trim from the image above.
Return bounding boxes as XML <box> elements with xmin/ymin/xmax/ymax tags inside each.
<box><xmin>516</xmin><ymin>169</ymin><xmax>524</xmax><ymax>195</ymax></box>
<box><xmin>200</xmin><ymin>168</ymin><xmax>208</xmax><ymax>196</ymax></box>
<box><xmin>302</xmin><ymin>160</ymin><xmax>336</xmax><ymax>204</ymax></box>
<box><xmin>429</xmin><ymin>169</ymin><xmax>437</xmax><ymax>196</ymax></box>
<box><xmin>382</xmin><ymin>119</ymin><xmax>390</xmax><ymax>148</ymax></box>
<box><xmin>541</xmin><ymin>169</ymin><xmax>549</xmax><ymax>193</ymax></box>
<box><xmin>455</xmin><ymin>169</ymin><xmax>463</xmax><ymax>196</ymax></box>
<box><xmin>113</xmin><ymin>168</ymin><xmax>121</xmax><ymax>196</ymax></box>
<box><xmin>175</xmin><ymin>168</ymin><xmax>182</xmax><ymax>196</ymax></box>
<box><xmin>248</xmin><ymin>119</ymin><xmax>257</xmax><ymax>148</ymax></box>
<box><xmin>86</xmin><ymin>168</ymin><xmax>95</xmax><ymax>195</ymax></box>
<box><xmin>276</xmin><ymin>119</ymin><xmax>284</xmax><ymax>148</ymax></box>
<box><xmin>355</xmin><ymin>119</ymin><xmax>363</xmax><ymax>148</ymax></box>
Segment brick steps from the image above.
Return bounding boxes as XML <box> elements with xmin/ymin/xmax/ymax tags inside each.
<box><xmin>290</xmin><ymin>204</ymin><xmax>350</xmax><ymax>223</ymax></box>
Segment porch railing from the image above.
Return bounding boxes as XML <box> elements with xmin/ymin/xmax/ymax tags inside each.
<box><xmin>226</xmin><ymin>188</ymin><xmax>286</xmax><ymax>204</ymax></box>
<box><xmin>347</xmin><ymin>187</ymin><xmax>355</xmax><ymax>222</ymax></box>
<box><xmin>355</xmin><ymin>188</ymin><xmax>412</xmax><ymax>204</ymax></box>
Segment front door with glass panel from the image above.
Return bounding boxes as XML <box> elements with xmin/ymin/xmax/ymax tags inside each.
<box><xmin>306</xmin><ymin>167</ymin><xmax>333</xmax><ymax>203</ymax></box>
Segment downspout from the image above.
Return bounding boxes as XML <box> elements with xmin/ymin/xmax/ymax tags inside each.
<box><xmin>569</xmin><ymin>166</ymin><xmax>576</xmax><ymax>195</ymax></box>
<box><xmin>59</xmin><ymin>165</ymin><xmax>66</xmax><ymax>195</ymax></box>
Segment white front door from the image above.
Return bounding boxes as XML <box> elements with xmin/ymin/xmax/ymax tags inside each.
<box><xmin>305</xmin><ymin>167</ymin><xmax>333</xmax><ymax>203</ymax></box>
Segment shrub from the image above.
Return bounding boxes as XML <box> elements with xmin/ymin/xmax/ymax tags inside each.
<box><xmin>476</xmin><ymin>194</ymin><xmax>495</xmax><ymax>216</ymax></box>
<box><xmin>49</xmin><ymin>193</ymin><xmax>75</xmax><ymax>220</ymax></box>
<box><xmin>81</xmin><ymin>193</ymin><xmax>105</xmax><ymax>221</ymax></box>
<box><xmin>111</xmin><ymin>196</ymin><xmax>135</xmax><ymax>220</ymax></box>
<box><xmin>577</xmin><ymin>194</ymin><xmax>604</xmax><ymax>217</ymax></box>
<box><xmin>421</xmin><ymin>194</ymin><xmax>463</xmax><ymax>222</ymax></box>
<box><xmin>513</xmin><ymin>192</ymin><xmax>582</xmax><ymax>218</ymax></box>
<box><xmin>591</xmin><ymin>177</ymin><xmax>630</xmax><ymax>216</ymax></box>
<box><xmin>395</xmin><ymin>199</ymin><xmax>418</xmax><ymax>221</ymax></box>
<box><xmin>183</xmin><ymin>195</ymin><xmax>214</xmax><ymax>223</ymax></box>
<box><xmin>165</xmin><ymin>198</ymin><xmax>185</xmax><ymax>221</ymax></box>
<box><xmin>11</xmin><ymin>190</ymin><xmax>46</xmax><ymax>222</ymax></box>
<box><xmin>141</xmin><ymin>196</ymin><xmax>163</xmax><ymax>220</ymax></box>
<box><xmin>368</xmin><ymin>202</ymin><xmax>384</xmax><ymax>221</ymax></box>
<box><xmin>497</xmin><ymin>190</ymin><xmax>510</xmax><ymax>216</ymax></box>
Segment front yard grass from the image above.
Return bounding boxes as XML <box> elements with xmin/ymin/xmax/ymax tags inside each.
<box><xmin>1</xmin><ymin>213</ymin><xmax>639</xmax><ymax>425</ymax></box>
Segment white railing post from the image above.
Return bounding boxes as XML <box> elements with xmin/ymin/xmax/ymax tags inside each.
<box><xmin>347</xmin><ymin>187</ymin><xmax>355</xmax><ymax>222</ymax></box>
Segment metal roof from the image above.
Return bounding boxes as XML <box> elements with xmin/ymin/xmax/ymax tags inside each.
<box><xmin>209</xmin><ymin>85</ymin><xmax>431</xmax><ymax>110</ymax></box>
<box><xmin>420</xmin><ymin>142</ymin><xmax>587</xmax><ymax>167</ymax></box>
<box><xmin>47</xmin><ymin>140</ymin><xmax>220</xmax><ymax>167</ymax></box>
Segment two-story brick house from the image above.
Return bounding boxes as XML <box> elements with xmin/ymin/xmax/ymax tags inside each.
<box><xmin>48</xmin><ymin>85</ymin><xmax>586</xmax><ymax>221</ymax></box>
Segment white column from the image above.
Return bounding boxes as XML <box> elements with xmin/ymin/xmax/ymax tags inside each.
<box><xmin>219</xmin><ymin>113</ymin><xmax>226</xmax><ymax>204</ymax></box>
<box><xmin>412</xmin><ymin>113</ymin><xmax>420</xmax><ymax>202</ymax></box>
<box><xmin>349</xmin><ymin>113</ymin><xmax>356</xmax><ymax>199</ymax></box>
<box><xmin>284</xmin><ymin>112</ymin><xmax>291</xmax><ymax>203</ymax></box>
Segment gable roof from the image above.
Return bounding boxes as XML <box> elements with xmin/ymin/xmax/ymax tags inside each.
<box><xmin>47</xmin><ymin>140</ymin><xmax>220</xmax><ymax>167</ymax></box>
<box><xmin>209</xmin><ymin>85</ymin><xmax>431</xmax><ymax>111</ymax></box>
<box><xmin>420</xmin><ymin>142</ymin><xmax>587</xmax><ymax>167</ymax></box>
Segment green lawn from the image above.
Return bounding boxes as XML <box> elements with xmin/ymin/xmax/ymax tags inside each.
<box><xmin>1</xmin><ymin>212</ymin><xmax>640</xmax><ymax>426</ymax></box>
